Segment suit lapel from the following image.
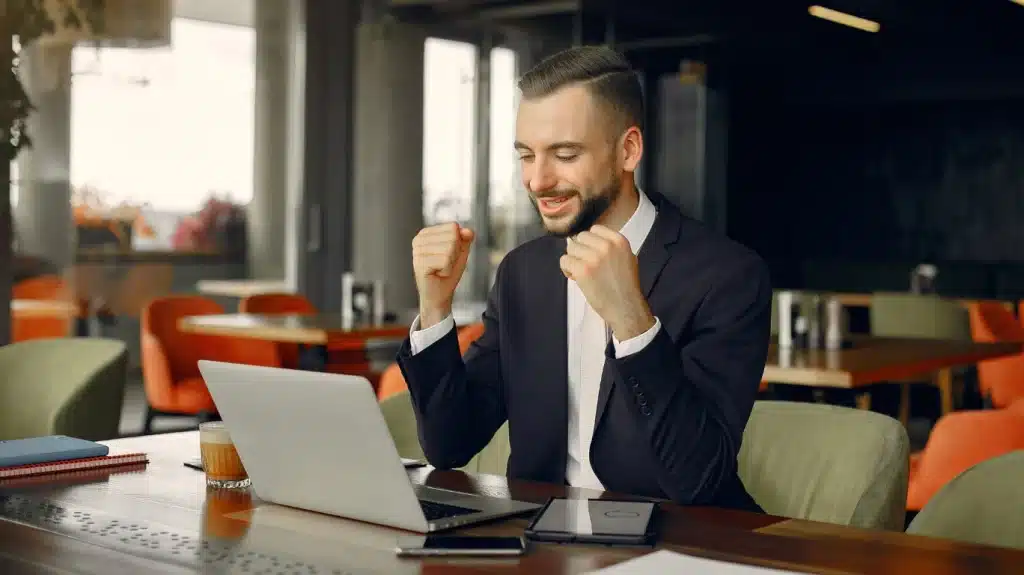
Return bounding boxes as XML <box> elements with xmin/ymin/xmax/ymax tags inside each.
<box><xmin>594</xmin><ymin>192</ymin><xmax>681</xmax><ymax>431</ymax></box>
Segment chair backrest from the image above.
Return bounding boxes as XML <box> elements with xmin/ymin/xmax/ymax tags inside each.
<box><xmin>238</xmin><ymin>294</ymin><xmax>317</xmax><ymax>368</ymax></box>
<box><xmin>969</xmin><ymin>302</ymin><xmax>1024</xmax><ymax>408</ymax></box>
<box><xmin>870</xmin><ymin>293</ymin><xmax>971</xmax><ymax>340</ymax></box>
<box><xmin>907</xmin><ymin>450</ymin><xmax>1024</xmax><ymax>550</ymax></box>
<box><xmin>0</xmin><ymin>338</ymin><xmax>128</xmax><ymax>441</ymax></box>
<box><xmin>13</xmin><ymin>275</ymin><xmax>69</xmax><ymax>300</ymax></box>
<box><xmin>12</xmin><ymin>275</ymin><xmax>74</xmax><ymax>340</ymax></box>
<box><xmin>142</xmin><ymin>295</ymin><xmax>225</xmax><ymax>380</ymax></box>
<box><xmin>239</xmin><ymin>293</ymin><xmax>316</xmax><ymax>315</ymax></box>
<box><xmin>378</xmin><ymin>390</ymin><xmax>510</xmax><ymax>476</ymax></box>
<box><xmin>738</xmin><ymin>401</ymin><xmax>910</xmax><ymax>531</ymax></box>
<box><xmin>907</xmin><ymin>409</ymin><xmax>1024</xmax><ymax>511</ymax></box>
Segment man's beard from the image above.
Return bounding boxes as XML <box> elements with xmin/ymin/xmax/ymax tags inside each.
<box><xmin>536</xmin><ymin>181</ymin><xmax>619</xmax><ymax>238</ymax></box>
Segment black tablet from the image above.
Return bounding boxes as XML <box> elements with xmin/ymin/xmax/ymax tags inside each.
<box><xmin>524</xmin><ymin>497</ymin><xmax>659</xmax><ymax>546</ymax></box>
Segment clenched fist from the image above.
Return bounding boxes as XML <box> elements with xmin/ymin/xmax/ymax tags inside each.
<box><xmin>560</xmin><ymin>225</ymin><xmax>655</xmax><ymax>342</ymax></box>
<box><xmin>412</xmin><ymin>222</ymin><xmax>475</xmax><ymax>328</ymax></box>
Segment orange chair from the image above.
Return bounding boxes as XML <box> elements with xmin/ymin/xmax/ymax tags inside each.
<box><xmin>968</xmin><ymin>302</ymin><xmax>1024</xmax><ymax>409</ymax></box>
<box><xmin>11</xmin><ymin>275</ymin><xmax>74</xmax><ymax>341</ymax></box>
<box><xmin>141</xmin><ymin>295</ymin><xmax>281</xmax><ymax>433</ymax></box>
<box><xmin>376</xmin><ymin>322</ymin><xmax>486</xmax><ymax>401</ymax></box>
<box><xmin>907</xmin><ymin>408</ymin><xmax>1024</xmax><ymax>511</ymax></box>
<box><xmin>239</xmin><ymin>293</ymin><xmax>317</xmax><ymax>369</ymax></box>
<box><xmin>239</xmin><ymin>293</ymin><xmax>316</xmax><ymax>315</ymax></box>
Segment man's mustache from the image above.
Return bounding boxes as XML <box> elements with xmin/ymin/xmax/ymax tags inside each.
<box><xmin>532</xmin><ymin>190</ymin><xmax>579</xmax><ymax>200</ymax></box>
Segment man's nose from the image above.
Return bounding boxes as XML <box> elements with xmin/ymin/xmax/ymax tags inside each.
<box><xmin>526</xmin><ymin>160</ymin><xmax>557</xmax><ymax>194</ymax></box>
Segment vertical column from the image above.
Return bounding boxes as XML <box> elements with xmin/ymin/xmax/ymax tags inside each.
<box><xmin>281</xmin><ymin>0</ymin><xmax>307</xmax><ymax>293</ymax></box>
<box><xmin>296</xmin><ymin>0</ymin><xmax>357</xmax><ymax>312</ymax></box>
<box><xmin>467</xmin><ymin>35</ymin><xmax>492</xmax><ymax>302</ymax></box>
<box><xmin>654</xmin><ymin>67</ymin><xmax>728</xmax><ymax>233</ymax></box>
<box><xmin>0</xmin><ymin>29</ymin><xmax>14</xmax><ymax>345</ymax></box>
<box><xmin>350</xmin><ymin>19</ymin><xmax>426</xmax><ymax>312</ymax></box>
<box><xmin>15</xmin><ymin>43</ymin><xmax>74</xmax><ymax>272</ymax></box>
<box><xmin>248</xmin><ymin>0</ymin><xmax>290</xmax><ymax>281</ymax></box>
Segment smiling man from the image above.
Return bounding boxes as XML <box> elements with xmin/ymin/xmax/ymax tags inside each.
<box><xmin>397</xmin><ymin>45</ymin><xmax>771</xmax><ymax>511</ymax></box>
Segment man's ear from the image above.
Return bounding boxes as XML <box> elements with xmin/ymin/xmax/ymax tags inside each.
<box><xmin>621</xmin><ymin>126</ymin><xmax>643</xmax><ymax>173</ymax></box>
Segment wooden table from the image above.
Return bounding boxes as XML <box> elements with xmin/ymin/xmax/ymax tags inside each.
<box><xmin>179</xmin><ymin>313</ymin><xmax>409</xmax><ymax>371</ymax></box>
<box><xmin>831</xmin><ymin>292</ymin><xmax>1014</xmax><ymax>310</ymax></box>
<box><xmin>195</xmin><ymin>279</ymin><xmax>292</xmax><ymax>299</ymax></box>
<box><xmin>11</xmin><ymin>299</ymin><xmax>79</xmax><ymax>318</ymax></box>
<box><xmin>0</xmin><ymin>432</ymin><xmax>1020</xmax><ymax>574</ymax></box>
<box><xmin>763</xmin><ymin>336</ymin><xmax>1023</xmax><ymax>389</ymax></box>
<box><xmin>763</xmin><ymin>336</ymin><xmax>1023</xmax><ymax>417</ymax></box>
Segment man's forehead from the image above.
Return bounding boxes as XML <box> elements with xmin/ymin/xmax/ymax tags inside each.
<box><xmin>516</xmin><ymin>84</ymin><xmax>602</xmax><ymax>143</ymax></box>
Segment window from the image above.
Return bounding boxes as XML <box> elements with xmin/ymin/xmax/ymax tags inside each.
<box><xmin>487</xmin><ymin>46</ymin><xmax>524</xmax><ymax>272</ymax></box>
<box><xmin>69</xmin><ymin>18</ymin><xmax>254</xmax><ymax>248</ymax></box>
<box><xmin>422</xmin><ymin>38</ymin><xmax>477</xmax><ymax>226</ymax></box>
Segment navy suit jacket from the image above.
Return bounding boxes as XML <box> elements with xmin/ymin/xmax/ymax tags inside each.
<box><xmin>396</xmin><ymin>190</ymin><xmax>770</xmax><ymax>512</ymax></box>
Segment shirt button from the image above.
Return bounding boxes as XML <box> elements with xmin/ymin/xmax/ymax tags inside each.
<box><xmin>641</xmin><ymin>406</ymin><xmax>652</xmax><ymax>416</ymax></box>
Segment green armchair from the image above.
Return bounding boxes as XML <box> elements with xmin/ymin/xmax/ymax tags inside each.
<box><xmin>0</xmin><ymin>338</ymin><xmax>128</xmax><ymax>441</ymax></box>
<box><xmin>907</xmin><ymin>450</ymin><xmax>1024</xmax><ymax>549</ymax></box>
<box><xmin>739</xmin><ymin>401</ymin><xmax>910</xmax><ymax>531</ymax></box>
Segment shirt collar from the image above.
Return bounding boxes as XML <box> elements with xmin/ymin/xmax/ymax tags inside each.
<box><xmin>618</xmin><ymin>188</ymin><xmax>658</xmax><ymax>255</ymax></box>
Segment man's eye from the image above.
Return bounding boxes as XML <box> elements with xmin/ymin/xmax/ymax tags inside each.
<box><xmin>556</xmin><ymin>154</ymin><xmax>578</xmax><ymax>161</ymax></box>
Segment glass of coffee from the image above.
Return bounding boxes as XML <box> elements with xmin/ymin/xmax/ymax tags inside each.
<box><xmin>199</xmin><ymin>421</ymin><xmax>251</xmax><ymax>489</ymax></box>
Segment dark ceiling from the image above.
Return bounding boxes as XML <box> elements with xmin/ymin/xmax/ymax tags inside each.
<box><xmin>388</xmin><ymin>0</ymin><xmax>1024</xmax><ymax>53</ymax></box>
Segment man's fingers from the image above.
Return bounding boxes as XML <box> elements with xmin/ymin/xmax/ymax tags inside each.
<box><xmin>587</xmin><ymin>225</ymin><xmax>629</xmax><ymax>249</ymax></box>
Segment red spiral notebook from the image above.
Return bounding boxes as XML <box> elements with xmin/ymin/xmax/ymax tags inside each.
<box><xmin>0</xmin><ymin>453</ymin><xmax>149</xmax><ymax>480</ymax></box>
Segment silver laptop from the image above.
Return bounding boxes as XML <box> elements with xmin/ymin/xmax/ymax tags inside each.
<box><xmin>197</xmin><ymin>360</ymin><xmax>540</xmax><ymax>533</ymax></box>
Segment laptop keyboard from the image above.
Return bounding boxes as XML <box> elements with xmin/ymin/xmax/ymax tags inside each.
<box><xmin>418</xmin><ymin>499</ymin><xmax>478</xmax><ymax>521</ymax></box>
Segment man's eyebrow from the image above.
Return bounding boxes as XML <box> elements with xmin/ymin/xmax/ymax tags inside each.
<box><xmin>513</xmin><ymin>141</ymin><xmax>583</xmax><ymax>151</ymax></box>
<box><xmin>547</xmin><ymin>141</ymin><xmax>583</xmax><ymax>150</ymax></box>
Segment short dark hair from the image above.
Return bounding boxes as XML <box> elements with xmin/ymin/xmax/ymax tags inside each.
<box><xmin>518</xmin><ymin>45</ymin><xmax>644</xmax><ymax>133</ymax></box>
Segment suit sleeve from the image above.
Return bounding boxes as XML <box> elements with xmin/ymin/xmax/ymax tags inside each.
<box><xmin>395</xmin><ymin>262</ymin><xmax>507</xmax><ymax>470</ymax></box>
<box><xmin>606</xmin><ymin>255</ymin><xmax>771</xmax><ymax>505</ymax></box>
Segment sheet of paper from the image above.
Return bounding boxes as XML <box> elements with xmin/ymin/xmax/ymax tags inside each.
<box><xmin>587</xmin><ymin>550</ymin><xmax>807</xmax><ymax>574</ymax></box>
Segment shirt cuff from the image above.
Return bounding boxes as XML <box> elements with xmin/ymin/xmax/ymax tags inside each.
<box><xmin>409</xmin><ymin>314</ymin><xmax>456</xmax><ymax>355</ymax></box>
<box><xmin>611</xmin><ymin>317</ymin><xmax>661</xmax><ymax>358</ymax></box>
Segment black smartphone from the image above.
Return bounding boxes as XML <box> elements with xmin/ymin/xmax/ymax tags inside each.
<box><xmin>394</xmin><ymin>535</ymin><xmax>527</xmax><ymax>557</ymax></box>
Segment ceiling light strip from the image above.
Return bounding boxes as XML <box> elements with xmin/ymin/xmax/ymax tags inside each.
<box><xmin>808</xmin><ymin>5</ymin><xmax>881</xmax><ymax>33</ymax></box>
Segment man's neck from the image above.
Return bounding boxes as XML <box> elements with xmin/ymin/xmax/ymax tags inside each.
<box><xmin>597</xmin><ymin>183</ymin><xmax>640</xmax><ymax>232</ymax></box>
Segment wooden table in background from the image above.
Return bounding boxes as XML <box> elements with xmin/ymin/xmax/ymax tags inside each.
<box><xmin>178</xmin><ymin>313</ymin><xmax>408</xmax><ymax>371</ymax></box>
<box><xmin>195</xmin><ymin>279</ymin><xmax>292</xmax><ymax>299</ymax></box>
<box><xmin>763</xmin><ymin>336</ymin><xmax>1023</xmax><ymax>417</ymax></box>
<box><xmin>832</xmin><ymin>292</ymin><xmax>1014</xmax><ymax>309</ymax></box>
<box><xmin>0</xmin><ymin>432</ymin><xmax>1020</xmax><ymax>574</ymax></box>
<box><xmin>763</xmin><ymin>336</ymin><xmax>1022</xmax><ymax>388</ymax></box>
<box><xmin>10</xmin><ymin>299</ymin><xmax>79</xmax><ymax>318</ymax></box>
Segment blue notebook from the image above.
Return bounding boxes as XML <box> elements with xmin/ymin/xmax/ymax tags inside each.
<box><xmin>0</xmin><ymin>435</ymin><xmax>109</xmax><ymax>468</ymax></box>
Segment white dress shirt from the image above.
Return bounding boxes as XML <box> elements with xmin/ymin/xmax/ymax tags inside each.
<box><xmin>409</xmin><ymin>190</ymin><xmax>660</xmax><ymax>491</ymax></box>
